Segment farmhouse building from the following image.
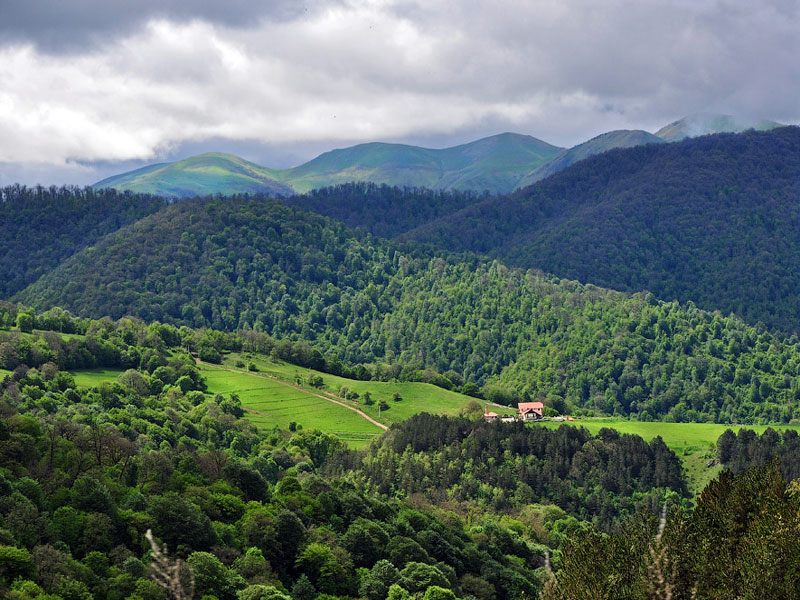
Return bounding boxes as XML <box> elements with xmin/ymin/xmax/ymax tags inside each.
<box><xmin>517</xmin><ymin>401</ymin><xmax>544</xmax><ymax>421</ymax></box>
<box><xmin>483</xmin><ymin>405</ymin><xmax>499</xmax><ymax>422</ymax></box>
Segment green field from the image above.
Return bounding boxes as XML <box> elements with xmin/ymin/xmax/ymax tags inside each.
<box><xmin>199</xmin><ymin>362</ymin><xmax>385</xmax><ymax>449</ymax></box>
<box><xmin>0</xmin><ymin>368</ymin><xmax>12</xmax><ymax>378</ymax></box>
<box><xmin>71</xmin><ymin>368</ymin><xmax>126</xmax><ymax>387</ymax></box>
<box><xmin>221</xmin><ymin>352</ymin><xmax>476</xmax><ymax>426</ymax></box>
<box><xmin>540</xmin><ymin>418</ymin><xmax>800</xmax><ymax>495</ymax></box>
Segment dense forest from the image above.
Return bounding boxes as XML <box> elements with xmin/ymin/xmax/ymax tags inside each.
<box><xmin>11</xmin><ymin>198</ymin><xmax>800</xmax><ymax>423</ymax></box>
<box><xmin>716</xmin><ymin>427</ymin><xmax>800</xmax><ymax>482</ymax></box>
<box><xmin>284</xmin><ymin>184</ymin><xmax>486</xmax><ymax>241</ymax></box>
<box><xmin>0</xmin><ymin>316</ymin><xmax>796</xmax><ymax>599</ymax></box>
<box><xmin>0</xmin><ymin>186</ymin><xmax>167</xmax><ymax>300</ymax></box>
<box><xmin>329</xmin><ymin>414</ymin><xmax>688</xmax><ymax>530</ymax></box>
<box><xmin>402</xmin><ymin>127</ymin><xmax>800</xmax><ymax>333</ymax></box>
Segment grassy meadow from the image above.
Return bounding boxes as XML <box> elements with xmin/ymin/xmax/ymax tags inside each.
<box><xmin>71</xmin><ymin>368</ymin><xmax>126</xmax><ymax>387</ymax></box>
<box><xmin>220</xmin><ymin>352</ymin><xmax>476</xmax><ymax>426</ymax></box>
<box><xmin>198</xmin><ymin>362</ymin><xmax>384</xmax><ymax>449</ymax></box>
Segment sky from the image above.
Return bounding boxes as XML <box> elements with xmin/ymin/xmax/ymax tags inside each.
<box><xmin>0</xmin><ymin>0</ymin><xmax>798</xmax><ymax>186</ymax></box>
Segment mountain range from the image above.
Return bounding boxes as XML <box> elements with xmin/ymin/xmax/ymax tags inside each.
<box><xmin>94</xmin><ymin>113</ymin><xmax>784</xmax><ymax>197</ymax></box>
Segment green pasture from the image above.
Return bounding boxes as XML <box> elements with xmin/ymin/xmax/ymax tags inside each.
<box><xmin>199</xmin><ymin>362</ymin><xmax>384</xmax><ymax>449</ymax></box>
<box><xmin>0</xmin><ymin>368</ymin><xmax>12</xmax><ymax>379</ymax></box>
<box><xmin>71</xmin><ymin>368</ymin><xmax>126</xmax><ymax>387</ymax></box>
<box><xmin>540</xmin><ymin>418</ymin><xmax>800</xmax><ymax>495</ymax></box>
<box><xmin>221</xmin><ymin>352</ymin><xmax>475</xmax><ymax>426</ymax></box>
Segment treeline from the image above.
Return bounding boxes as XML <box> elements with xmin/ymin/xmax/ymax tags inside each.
<box><xmin>402</xmin><ymin>127</ymin><xmax>800</xmax><ymax>334</ymax></box>
<box><xmin>0</xmin><ymin>185</ymin><xmax>167</xmax><ymax>299</ymax></box>
<box><xmin>0</xmin><ymin>336</ymin><xmax>544</xmax><ymax>600</ymax></box>
<box><xmin>13</xmin><ymin>198</ymin><xmax>800</xmax><ymax>423</ymax></box>
<box><xmin>329</xmin><ymin>414</ymin><xmax>688</xmax><ymax>530</ymax></box>
<box><xmin>284</xmin><ymin>183</ymin><xmax>487</xmax><ymax>240</ymax></box>
<box><xmin>717</xmin><ymin>427</ymin><xmax>800</xmax><ymax>482</ymax></box>
<box><xmin>541</xmin><ymin>461</ymin><xmax>800</xmax><ymax>599</ymax></box>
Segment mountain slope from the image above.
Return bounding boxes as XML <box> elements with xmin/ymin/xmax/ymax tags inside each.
<box><xmin>516</xmin><ymin>129</ymin><xmax>664</xmax><ymax>188</ymax></box>
<box><xmin>655</xmin><ymin>113</ymin><xmax>784</xmax><ymax>142</ymax></box>
<box><xmin>278</xmin><ymin>132</ymin><xmax>563</xmax><ymax>194</ymax></box>
<box><xmin>402</xmin><ymin>127</ymin><xmax>800</xmax><ymax>333</ymax></box>
<box><xmin>13</xmin><ymin>196</ymin><xmax>800</xmax><ymax>423</ymax></box>
<box><xmin>94</xmin><ymin>152</ymin><xmax>294</xmax><ymax>197</ymax></box>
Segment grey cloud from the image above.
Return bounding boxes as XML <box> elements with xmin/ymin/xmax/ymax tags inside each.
<box><xmin>0</xmin><ymin>0</ymin><xmax>327</xmax><ymax>52</ymax></box>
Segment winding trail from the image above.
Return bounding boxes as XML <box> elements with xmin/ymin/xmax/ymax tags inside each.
<box><xmin>195</xmin><ymin>359</ymin><xmax>389</xmax><ymax>431</ymax></box>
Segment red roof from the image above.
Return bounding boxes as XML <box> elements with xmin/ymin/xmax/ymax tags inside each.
<box><xmin>518</xmin><ymin>402</ymin><xmax>544</xmax><ymax>412</ymax></box>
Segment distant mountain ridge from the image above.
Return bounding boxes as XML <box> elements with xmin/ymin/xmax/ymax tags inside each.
<box><xmin>95</xmin><ymin>133</ymin><xmax>563</xmax><ymax>197</ymax></box>
<box><xmin>94</xmin><ymin>113</ymin><xmax>786</xmax><ymax>197</ymax></box>
<box><xmin>654</xmin><ymin>113</ymin><xmax>784</xmax><ymax>142</ymax></box>
<box><xmin>517</xmin><ymin>129</ymin><xmax>665</xmax><ymax>188</ymax></box>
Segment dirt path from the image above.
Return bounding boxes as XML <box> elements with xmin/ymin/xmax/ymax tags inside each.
<box><xmin>196</xmin><ymin>359</ymin><xmax>389</xmax><ymax>431</ymax></box>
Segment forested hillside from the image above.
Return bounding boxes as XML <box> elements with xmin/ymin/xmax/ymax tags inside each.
<box><xmin>12</xmin><ymin>197</ymin><xmax>800</xmax><ymax>423</ymax></box>
<box><xmin>284</xmin><ymin>183</ymin><xmax>487</xmax><ymax>240</ymax></box>
<box><xmin>0</xmin><ymin>185</ymin><xmax>167</xmax><ymax>299</ymax></box>
<box><xmin>331</xmin><ymin>414</ymin><xmax>688</xmax><ymax>530</ymax></box>
<box><xmin>402</xmin><ymin>127</ymin><xmax>800</xmax><ymax>333</ymax></box>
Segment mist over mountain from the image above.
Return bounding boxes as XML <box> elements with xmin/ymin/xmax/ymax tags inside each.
<box><xmin>654</xmin><ymin>113</ymin><xmax>784</xmax><ymax>142</ymax></box>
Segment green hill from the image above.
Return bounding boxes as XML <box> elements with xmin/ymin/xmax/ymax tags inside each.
<box><xmin>654</xmin><ymin>112</ymin><xmax>784</xmax><ymax>142</ymax></box>
<box><xmin>278</xmin><ymin>132</ymin><xmax>563</xmax><ymax>194</ymax></box>
<box><xmin>94</xmin><ymin>133</ymin><xmax>563</xmax><ymax>196</ymax></box>
<box><xmin>94</xmin><ymin>152</ymin><xmax>293</xmax><ymax>197</ymax></box>
<box><xmin>12</xmin><ymin>195</ymin><xmax>800</xmax><ymax>424</ymax></box>
<box><xmin>402</xmin><ymin>127</ymin><xmax>800</xmax><ymax>334</ymax></box>
<box><xmin>516</xmin><ymin>129</ymin><xmax>664</xmax><ymax>188</ymax></box>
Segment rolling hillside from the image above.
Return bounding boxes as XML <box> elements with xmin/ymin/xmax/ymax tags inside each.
<box><xmin>92</xmin><ymin>114</ymin><xmax>786</xmax><ymax>198</ymax></box>
<box><xmin>277</xmin><ymin>132</ymin><xmax>562</xmax><ymax>193</ymax></box>
<box><xmin>12</xmin><ymin>195</ymin><xmax>800</xmax><ymax>424</ymax></box>
<box><xmin>94</xmin><ymin>133</ymin><xmax>563</xmax><ymax>197</ymax></box>
<box><xmin>403</xmin><ymin>127</ymin><xmax>800</xmax><ymax>333</ymax></box>
<box><xmin>94</xmin><ymin>152</ymin><xmax>293</xmax><ymax>197</ymax></box>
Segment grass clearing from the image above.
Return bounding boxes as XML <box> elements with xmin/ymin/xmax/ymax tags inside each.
<box><xmin>199</xmin><ymin>362</ymin><xmax>384</xmax><ymax>448</ymax></box>
<box><xmin>539</xmin><ymin>418</ymin><xmax>800</xmax><ymax>495</ymax></box>
<box><xmin>221</xmin><ymin>352</ymin><xmax>476</xmax><ymax>427</ymax></box>
<box><xmin>71</xmin><ymin>368</ymin><xmax>126</xmax><ymax>387</ymax></box>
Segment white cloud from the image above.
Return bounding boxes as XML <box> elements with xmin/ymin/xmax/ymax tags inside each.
<box><xmin>0</xmin><ymin>0</ymin><xmax>798</xmax><ymax>184</ymax></box>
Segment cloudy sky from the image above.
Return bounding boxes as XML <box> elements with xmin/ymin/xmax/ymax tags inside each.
<box><xmin>0</xmin><ymin>0</ymin><xmax>798</xmax><ymax>185</ymax></box>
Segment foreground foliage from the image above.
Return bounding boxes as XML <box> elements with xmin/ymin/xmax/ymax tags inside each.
<box><xmin>542</xmin><ymin>461</ymin><xmax>800</xmax><ymax>599</ymax></box>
